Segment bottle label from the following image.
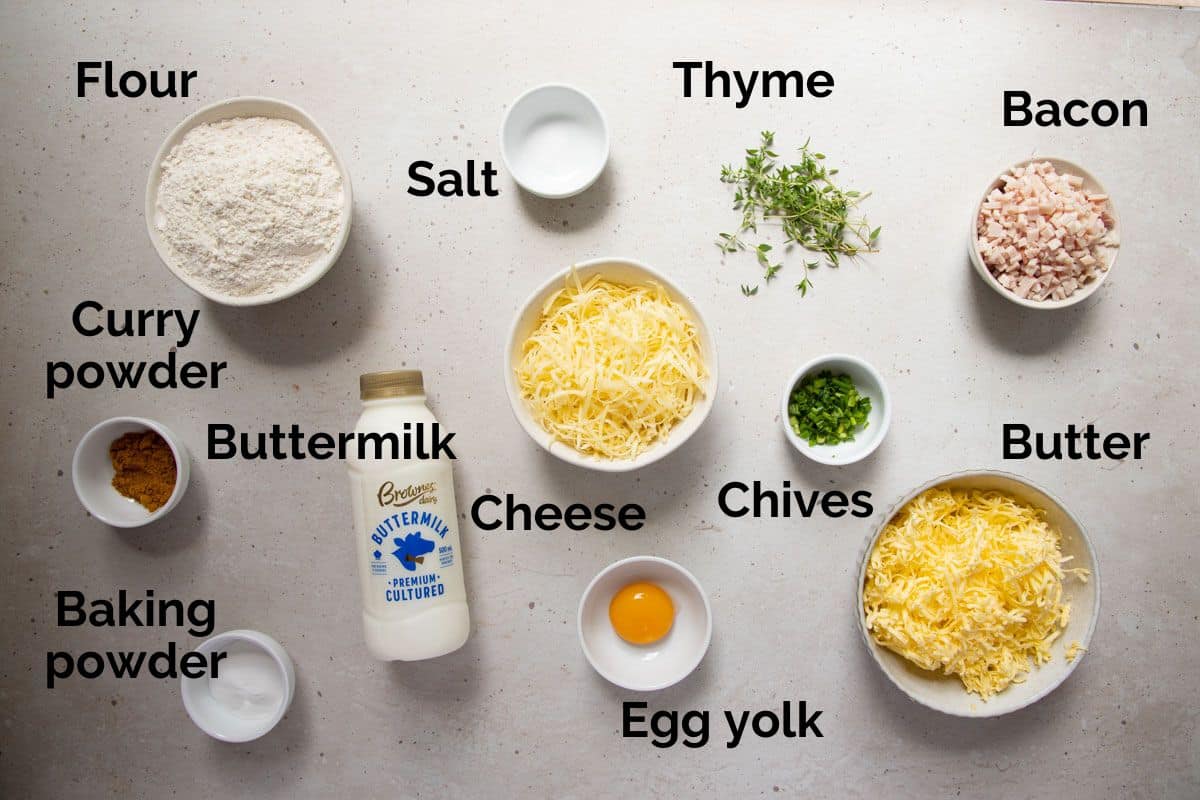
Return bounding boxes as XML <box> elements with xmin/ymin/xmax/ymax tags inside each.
<box><xmin>362</xmin><ymin>478</ymin><xmax>461</xmax><ymax>607</ymax></box>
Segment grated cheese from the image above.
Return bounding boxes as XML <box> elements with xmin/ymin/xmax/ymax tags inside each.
<box><xmin>515</xmin><ymin>272</ymin><xmax>707</xmax><ymax>460</ymax></box>
<box><xmin>864</xmin><ymin>488</ymin><xmax>1089</xmax><ymax>699</ymax></box>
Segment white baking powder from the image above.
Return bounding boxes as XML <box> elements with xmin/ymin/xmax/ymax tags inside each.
<box><xmin>208</xmin><ymin>649</ymin><xmax>284</xmax><ymax>720</ymax></box>
<box><xmin>154</xmin><ymin>116</ymin><xmax>344</xmax><ymax>297</ymax></box>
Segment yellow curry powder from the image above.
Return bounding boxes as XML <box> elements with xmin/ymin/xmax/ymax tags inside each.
<box><xmin>109</xmin><ymin>430</ymin><xmax>177</xmax><ymax>512</ymax></box>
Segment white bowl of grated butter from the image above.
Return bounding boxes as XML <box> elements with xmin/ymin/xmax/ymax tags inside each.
<box><xmin>504</xmin><ymin>257</ymin><xmax>718</xmax><ymax>472</ymax></box>
<box><xmin>145</xmin><ymin>96</ymin><xmax>353</xmax><ymax>306</ymax></box>
<box><xmin>857</xmin><ymin>470</ymin><xmax>1100</xmax><ymax>717</ymax></box>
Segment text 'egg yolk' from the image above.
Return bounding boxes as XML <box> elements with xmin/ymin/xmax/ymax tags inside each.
<box><xmin>609</xmin><ymin>581</ymin><xmax>675</xmax><ymax>645</ymax></box>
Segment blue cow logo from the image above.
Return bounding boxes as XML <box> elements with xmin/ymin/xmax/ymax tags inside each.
<box><xmin>392</xmin><ymin>532</ymin><xmax>435</xmax><ymax>571</ymax></box>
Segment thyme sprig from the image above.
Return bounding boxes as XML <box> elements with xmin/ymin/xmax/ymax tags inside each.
<box><xmin>718</xmin><ymin>131</ymin><xmax>880</xmax><ymax>297</ymax></box>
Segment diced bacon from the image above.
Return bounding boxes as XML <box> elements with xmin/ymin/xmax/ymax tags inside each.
<box><xmin>1015</xmin><ymin>276</ymin><xmax>1038</xmax><ymax>298</ymax></box>
<box><xmin>975</xmin><ymin>161</ymin><xmax>1117</xmax><ymax>301</ymax></box>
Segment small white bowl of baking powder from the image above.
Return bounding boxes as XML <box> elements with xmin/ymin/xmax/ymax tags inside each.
<box><xmin>181</xmin><ymin>629</ymin><xmax>295</xmax><ymax>742</ymax></box>
<box><xmin>146</xmin><ymin>96</ymin><xmax>353</xmax><ymax>306</ymax></box>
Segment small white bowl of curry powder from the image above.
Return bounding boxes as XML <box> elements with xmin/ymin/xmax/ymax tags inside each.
<box><xmin>72</xmin><ymin>417</ymin><xmax>190</xmax><ymax>527</ymax></box>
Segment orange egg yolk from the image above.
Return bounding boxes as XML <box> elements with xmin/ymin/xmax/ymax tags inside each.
<box><xmin>609</xmin><ymin>581</ymin><xmax>674</xmax><ymax>645</ymax></box>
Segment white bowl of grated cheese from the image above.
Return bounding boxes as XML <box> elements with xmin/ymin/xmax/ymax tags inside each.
<box><xmin>969</xmin><ymin>157</ymin><xmax>1118</xmax><ymax>309</ymax></box>
<box><xmin>145</xmin><ymin>97</ymin><xmax>353</xmax><ymax>306</ymax></box>
<box><xmin>857</xmin><ymin>470</ymin><xmax>1101</xmax><ymax>717</ymax></box>
<box><xmin>504</xmin><ymin>257</ymin><xmax>718</xmax><ymax>472</ymax></box>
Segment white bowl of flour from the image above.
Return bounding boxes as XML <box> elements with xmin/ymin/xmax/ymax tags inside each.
<box><xmin>146</xmin><ymin>97</ymin><xmax>353</xmax><ymax>305</ymax></box>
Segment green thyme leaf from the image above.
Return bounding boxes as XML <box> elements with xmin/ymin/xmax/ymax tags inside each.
<box><xmin>716</xmin><ymin>132</ymin><xmax>880</xmax><ymax>298</ymax></box>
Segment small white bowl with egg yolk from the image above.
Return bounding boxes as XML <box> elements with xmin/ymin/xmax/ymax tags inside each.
<box><xmin>578</xmin><ymin>556</ymin><xmax>712</xmax><ymax>692</ymax></box>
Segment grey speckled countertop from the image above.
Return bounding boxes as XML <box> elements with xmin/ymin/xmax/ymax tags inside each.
<box><xmin>1</xmin><ymin>1</ymin><xmax>1198</xmax><ymax>797</ymax></box>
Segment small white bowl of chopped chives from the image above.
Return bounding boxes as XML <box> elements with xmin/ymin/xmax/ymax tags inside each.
<box><xmin>781</xmin><ymin>354</ymin><xmax>890</xmax><ymax>465</ymax></box>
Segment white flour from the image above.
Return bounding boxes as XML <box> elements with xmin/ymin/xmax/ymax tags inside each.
<box><xmin>154</xmin><ymin>116</ymin><xmax>344</xmax><ymax>297</ymax></box>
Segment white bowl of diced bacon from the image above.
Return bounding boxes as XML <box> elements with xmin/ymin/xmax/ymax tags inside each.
<box><xmin>969</xmin><ymin>157</ymin><xmax>1119</xmax><ymax>309</ymax></box>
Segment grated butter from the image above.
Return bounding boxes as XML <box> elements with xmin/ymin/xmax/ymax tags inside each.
<box><xmin>864</xmin><ymin>488</ymin><xmax>1089</xmax><ymax>699</ymax></box>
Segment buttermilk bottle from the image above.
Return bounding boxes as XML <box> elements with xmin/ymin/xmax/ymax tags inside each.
<box><xmin>347</xmin><ymin>370</ymin><xmax>469</xmax><ymax>660</ymax></box>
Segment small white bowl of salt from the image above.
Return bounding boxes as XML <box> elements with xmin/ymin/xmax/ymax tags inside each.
<box><xmin>181</xmin><ymin>629</ymin><xmax>295</xmax><ymax>742</ymax></box>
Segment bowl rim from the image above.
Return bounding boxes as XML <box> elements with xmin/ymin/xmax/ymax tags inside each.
<box><xmin>780</xmin><ymin>353</ymin><xmax>891</xmax><ymax>466</ymax></box>
<box><xmin>72</xmin><ymin>415</ymin><xmax>190</xmax><ymax>528</ymax></box>
<box><xmin>499</xmin><ymin>82</ymin><xmax>610</xmax><ymax>199</ymax></box>
<box><xmin>968</xmin><ymin>155</ymin><xmax>1119</xmax><ymax>310</ymax></box>
<box><xmin>503</xmin><ymin>256</ymin><xmax>718</xmax><ymax>473</ymax></box>
<box><xmin>576</xmin><ymin>555</ymin><xmax>713</xmax><ymax>692</ymax></box>
<box><xmin>180</xmin><ymin>629</ymin><xmax>295</xmax><ymax>742</ymax></box>
<box><xmin>856</xmin><ymin>468</ymin><xmax>1102</xmax><ymax>717</ymax></box>
<box><xmin>144</xmin><ymin>95</ymin><xmax>354</xmax><ymax>307</ymax></box>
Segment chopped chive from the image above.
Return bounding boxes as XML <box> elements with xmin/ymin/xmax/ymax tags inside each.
<box><xmin>786</xmin><ymin>369</ymin><xmax>872</xmax><ymax>446</ymax></box>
